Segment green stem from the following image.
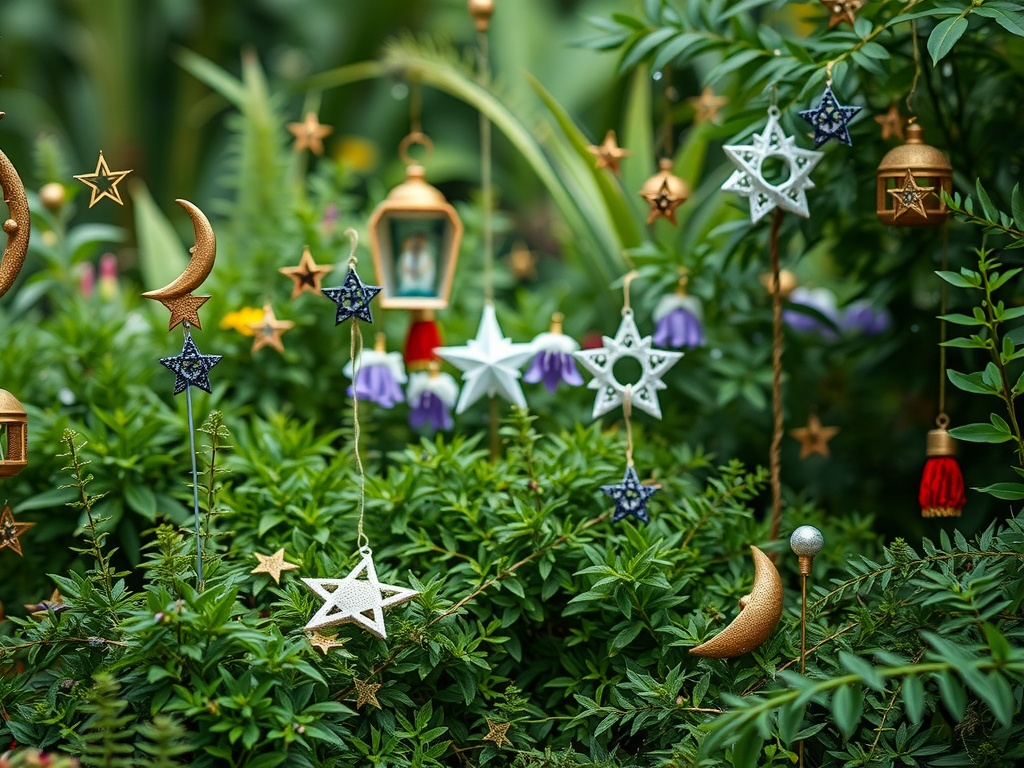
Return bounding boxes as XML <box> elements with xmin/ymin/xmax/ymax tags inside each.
<box><xmin>979</xmin><ymin>259</ymin><xmax>1024</xmax><ymax>465</ymax></box>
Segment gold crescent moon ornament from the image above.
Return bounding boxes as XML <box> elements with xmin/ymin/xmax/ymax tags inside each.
<box><xmin>690</xmin><ymin>546</ymin><xmax>784</xmax><ymax>659</ymax></box>
<box><xmin>142</xmin><ymin>199</ymin><xmax>216</xmax><ymax>330</ymax></box>
<box><xmin>0</xmin><ymin>113</ymin><xmax>31</xmax><ymax>302</ymax></box>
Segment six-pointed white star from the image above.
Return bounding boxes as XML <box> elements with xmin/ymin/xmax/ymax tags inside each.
<box><xmin>435</xmin><ymin>303</ymin><xmax>535</xmax><ymax>414</ymax></box>
<box><xmin>573</xmin><ymin>311</ymin><xmax>682</xmax><ymax>420</ymax></box>
<box><xmin>303</xmin><ymin>549</ymin><xmax>418</xmax><ymax>639</ymax></box>
<box><xmin>722</xmin><ymin>107</ymin><xmax>823</xmax><ymax>223</ymax></box>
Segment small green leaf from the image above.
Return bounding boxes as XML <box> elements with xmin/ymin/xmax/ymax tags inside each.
<box><xmin>947</xmin><ymin>423</ymin><xmax>1013</xmax><ymax>443</ymax></box>
<box><xmin>976</xmin><ymin>179</ymin><xmax>999</xmax><ymax>221</ymax></box>
<box><xmin>935</xmin><ymin>270</ymin><xmax>978</xmax><ymax>288</ymax></box>
<box><xmin>927</xmin><ymin>16</ymin><xmax>969</xmax><ymax>65</ymax></box>
<box><xmin>730</xmin><ymin>734</ymin><xmax>763</xmax><ymax>768</ymax></box>
<box><xmin>946</xmin><ymin>369</ymin><xmax>997</xmax><ymax>396</ymax></box>
<box><xmin>939</xmin><ymin>312</ymin><xmax>984</xmax><ymax>326</ymax></box>
<box><xmin>831</xmin><ymin>683</ymin><xmax>862</xmax><ymax>741</ymax></box>
<box><xmin>903</xmin><ymin>676</ymin><xmax>925</xmax><ymax>723</ymax></box>
<box><xmin>935</xmin><ymin>671</ymin><xmax>967</xmax><ymax>720</ymax></box>
<box><xmin>974</xmin><ymin>481</ymin><xmax>1024</xmax><ymax>500</ymax></box>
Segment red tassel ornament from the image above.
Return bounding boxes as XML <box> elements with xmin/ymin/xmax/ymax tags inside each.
<box><xmin>404</xmin><ymin>309</ymin><xmax>442</xmax><ymax>372</ymax></box>
<box><xmin>919</xmin><ymin>419</ymin><xmax>965</xmax><ymax>518</ymax></box>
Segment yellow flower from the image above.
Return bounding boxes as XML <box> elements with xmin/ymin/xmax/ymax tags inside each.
<box><xmin>335</xmin><ymin>136</ymin><xmax>377</xmax><ymax>173</ymax></box>
<box><xmin>220</xmin><ymin>306</ymin><xmax>265</xmax><ymax>337</ymax></box>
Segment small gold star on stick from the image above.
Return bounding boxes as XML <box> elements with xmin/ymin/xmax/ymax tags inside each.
<box><xmin>689</xmin><ymin>86</ymin><xmax>728</xmax><ymax>124</ymax></box>
<box><xmin>0</xmin><ymin>504</ymin><xmax>34</xmax><ymax>557</ymax></box>
<box><xmin>790</xmin><ymin>415</ymin><xmax>840</xmax><ymax>459</ymax></box>
<box><xmin>819</xmin><ymin>0</ymin><xmax>863</xmax><ymax>28</ymax></box>
<box><xmin>889</xmin><ymin>169</ymin><xmax>936</xmax><ymax>221</ymax></box>
<box><xmin>874</xmin><ymin>103</ymin><xmax>908</xmax><ymax>141</ymax></box>
<box><xmin>279</xmin><ymin>245</ymin><xmax>334</xmax><ymax>298</ymax></box>
<box><xmin>642</xmin><ymin>178</ymin><xmax>685</xmax><ymax>225</ymax></box>
<box><xmin>157</xmin><ymin>293</ymin><xmax>211</xmax><ymax>331</ymax></box>
<box><xmin>288</xmin><ymin>112</ymin><xmax>334</xmax><ymax>156</ymax></box>
<box><xmin>587</xmin><ymin>130</ymin><xmax>629</xmax><ymax>175</ymax></box>
<box><xmin>306</xmin><ymin>631</ymin><xmax>346</xmax><ymax>655</ymax></box>
<box><xmin>353</xmin><ymin>678</ymin><xmax>382</xmax><ymax>709</ymax></box>
<box><xmin>248</xmin><ymin>304</ymin><xmax>295</xmax><ymax>354</ymax></box>
<box><xmin>483</xmin><ymin>719</ymin><xmax>512</xmax><ymax>748</ymax></box>
<box><xmin>251</xmin><ymin>548</ymin><xmax>300</xmax><ymax>584</ymax></box>
<box><xmin>507</xmin><ymin>241</ymin><xmax>538</xmax><ymax>281</ymax></box>
<box><xmin>73</xmin><ymin>151</ymin><xmax>132</xmax><ymax>208</ymax></box>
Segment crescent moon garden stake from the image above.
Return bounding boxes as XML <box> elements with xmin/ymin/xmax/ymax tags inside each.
<box><xmin>0</xmin><ymin>112</ymin><xmax>35</xmax><ymax>557</ymax></box>
<box><xmin>304</xmin><ymin>229</ymin><xmax>418</xmax><ymax>656</ymax></box>
<box><xmin>144</xmin><ymin>199</ymin><xmax>221</xmax><ymax>587</ymax></box>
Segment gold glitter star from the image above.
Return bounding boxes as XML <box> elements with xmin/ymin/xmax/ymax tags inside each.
<box><xmin>689</xmin><ymin>86</ymin><xmax>728</xmax><ymax>124</ymax></box>
<box><xmin>0</xmin><ymin>504</ymin><xmax>34</xmax><ymax>557</ymax></box>
<box><xmin>642</xmin><ymin>178</ymin><xmax>685</xmax><ymax>225</ymax></box>
<box><xmin>354</xmin><ymin>678</ymin><xmax>382</xmax><ymax>710</ymax></box>
<box><xmin>507</xmin><ymin>241</ymin><xmax>538</xmax><ymax>281</ymax></box>
<box><xmin>306</xmin><ymin>631</ymin><xmax>346</xmax><ymax>655</ymax></box>
<box><xmin>874</xmin><ymin>103</ymin><xmax>908</xmax><ymax>141</ymax></box>
<box><xmin>483</xmin><ymin>719</ymin><xmax>512</xmax><ymax>748</ymax></box>
<box><xmin>790</xmin><ymin>415</ymin><xmax>840</xmax><ymax>459</ymax></box>
<box><xmin>251</xmin><ymin>548</ymin><xmax>300</xmax><ymax>584</ymax></box>
<box><xmin>819</xmin><ymin>0</ymin><xmax>863</xmax><ymax>28</ymax></box>
<box><xmin>248</xmin><ymin>304</ymin><xmax>295</xmax><ymax>355</ymax></box>
<box><xmin>153</xmin><ymin>293</ymin><xmax>211</xmax><ymax>331</ymax></box>
<box><xmin>288</xmin><ymin>112</ymin><xmax>334</xmax><ymax>156</ymax></box>
<box><xmin>73</xmin><ymin>151</ymin><xmax>132</xmax><ymax>208</ymax></box>
<box><xmin>587</xmin><ymin>130</ymin><xmax>629</xmax><ymax>175</ymax></box>
<box><xmin>888</xmin><ymin>169</ymin><xmax>936</xmax><ymax>221</ymax></box>
<box><xmin>279</xmin><ymin>245</ymin><xmax>334</xmax><ymax>298</ymax></box>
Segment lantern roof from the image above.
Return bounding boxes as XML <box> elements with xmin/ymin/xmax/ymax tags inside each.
<box><xmin>877</xmin><ymin>124</ymin><xmax>951</xmax><ymax>174</ymax></box>
<box><xmin>0</xmin><ymin>389</ymin><xmax>26</xmax><ymax>419</ymax></box>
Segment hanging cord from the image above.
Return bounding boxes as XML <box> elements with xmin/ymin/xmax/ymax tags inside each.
<box><xmin>409</xmin><ymin>81</ymin><xmax>423</xmax><ymax>135</ymax></box>
<box><xmin>907</xmin><ymin>19</ymin><xmax>922</xmax><ymax>116</ymax></box>
<box><xmin>344</xmin><ymin>228</ymin><xmax>369</xmax><ymax>550</ymax></box>
<box><xmin>658</xmin><ymin>65</ymin><xmax>675</xmax><ymax>158</ymax></box>
<box><xmin>623</xmin><ymin>384</ymin><xmax>635</xmax><ymax>468</ymax></box>
<box><xmin>938</xmin><ymin>223</ymin><xmax>948</xmax><ymax>426</ymax></box>
<box><xmin>477</xmin><ymin>28</ymin><xmax>494</xmax><ymax>304</ymax></box>
<box><xmin>621</xmin><ymin>269</ymin><xmax>639</xmax><ymax>315</ymax></box>
<box><xmin>767</xmin><ymin>208</ymin><xmax>785</xmax><ymax>547</ymax></box>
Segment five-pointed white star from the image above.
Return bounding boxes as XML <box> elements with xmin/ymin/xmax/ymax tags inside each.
<box><xmin>302</xmin><ymin>549</ymin><xmax>418</xmax><ymax>639</ymax></box>
<box><xmin>573</xmin><ymin>311</ymin><xmax>682</xmax><ymax>420</ymax></box>
<box><xmin>435</xmin><ymin>303</ymin><xmax>535</xmax><ymax>414</ymax></box>
<box><xmin>722</xmin><ymin>107</ymin><xmax>823</xmax><ymax>223</ymax></box>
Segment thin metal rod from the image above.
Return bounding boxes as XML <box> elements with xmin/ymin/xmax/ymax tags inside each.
<box><xmin>768</xmin><ymin>208</ymin><xmax>785</xmax><ymax>546</ymax></box>
<box><xmin>185</xmin><ymin>384</ymin><xmax>203</xmax><ymax>588</ymax></box>
<box><xmin>798</xmin><ymin>571</ymin><xmax>808</xmax><ymax>768</ymax></box>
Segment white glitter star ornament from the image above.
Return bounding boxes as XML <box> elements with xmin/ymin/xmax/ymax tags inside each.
<box><xmin>435</xmin><ymin>303</ymin><xmax>535</xmax><ymax>414</ymax></box>
<box><xmin>573</xmin><ymin>310</ymin><xmax>682</xmax><ymax>420</ymax></box>
<box><xmin>303</xmin><ymin>547</ymin><xmax>419</xmax><ymax>639</ymax></box>
<box><xmin>722</xmin><ymin>106</ymin><xmax>824</xmax><ymax>223</ymax></box>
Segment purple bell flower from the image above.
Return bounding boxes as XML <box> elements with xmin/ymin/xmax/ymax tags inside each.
<box><xmin>343</xmin><ymin>348</ymin><xmax>407</xmax><ymax>409</ymax></box>
<box><xmin>653</xmin><ymin>293</ymin><xmax>704</xmax><ymax>349</ymax></box>
<box><xmin>841</xmin><ymin>300</ymin><xmax>891</xmax><ymax>335</ymax></box>
<box><xmin>783</xmin><ymin>287</ymin><xmax>840</xmax><ymax>338</ymax></box>
<box><xmin>407</xmin><ymin>370</ymin><xmax>459</xmax><ymax>431</ymax></box>
<box><xmin>525</xmin><ymin>315</ymin><xmax>583</xmax><ymax>393</ymax></box>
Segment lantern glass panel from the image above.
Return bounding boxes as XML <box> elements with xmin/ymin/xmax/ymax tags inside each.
<box><xmin>373</xmin><ymin>210</ymin><xmax>458</xmax><ymax>309</ymax></box>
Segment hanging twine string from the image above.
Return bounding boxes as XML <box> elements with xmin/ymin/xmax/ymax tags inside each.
<box><xmin>344</xmin><ymin>227</ymin><xmax>369</xmax><ymax>550</ymax></box>
<box><xmin>621</xmin><ymin>269</ymin><xmax>639</xmax><ymax>315</ymax></box>
<box><xmin>825</xmin><ymin>60</ymin><xmax>834</xmax><ymax>87</ymax></box>
<box><xmin>477</xmin><ymin>27</ymin><xmax>495</xmax><ymax>304</ymax></box>
<box><xmin>409</xmin><ymin>81</ymin><xmax>423</xmax><ymax>135</ymax></box>
<box><xmin>767</xmin><ymin>208</ymin><xmax>785</xmax><ymax>546</ymax></box>
<box><xmin>907</xmin><ymin>20</ymin><xmax>922</xmax><ymax>115</ymax></box>
<box><xmin>623</xmin><ymin>384</ymin><xmax>635</xmax><ymax>468</ymax></box>
<box><xmin>938</xmin><ymin>224</ymin><xmax>949</xmax><ymax>426</ymax></box>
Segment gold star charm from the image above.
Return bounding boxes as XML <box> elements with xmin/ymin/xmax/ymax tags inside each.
<box><xmin>251</xmin><ymin>548</ymin><xmax>300</xmax><ymax>584</ymax></box>
<box><xmin>288</xmin><ymin>112</ymin><xmax>334</xmax><ymax>156</ymax></box>
<box><xmin>689</xmin><ymin>86</ymin><xmax>728</xmax><ymax>124</ymax></box>
<box><xmin>152</xmin><ymin>293</ymin><xmax>211</xmax><ymax>331</ymax></box>
<box><xmin>819</xmin><ymin>0</ymin><xmax>863</xmax><ymax>28</ymax></box>
<box><xmin>279</xmin><ymin>245</ymin><xmax>334</xmax><ymax>298</ymax></box>
<box><xmin>790</xmin><ymin>415</ymin><xmax>840</xmax><ymax>459</ymax></box>
<box><xmin>483</xmin><ymin>719</ymin><xmax>512</xmax><ymax>748</ymax></box>
<box><xmin>587</xmin><ymin>130</ymin><xmax>629</xmax><ymax>175</ymax></box>
<box><xmin>642</xmin><ymin>178</ymin><xmax>685</xmax><ymax>225</ymax></box>
<box><xmin>248</xmin><ymin>304</ymin><xmax>295</xmax><ymax>355</ymax></box>
<box><xmin>0</xmin><ymin>504</ymin><xmax>34</xmax><ymax>556</ymax></box>
<box><xmin>874</xmin><ymin>103</ymin><xmax>907</xmax><ymax>141</ymax></box>
<box><xmin>73</xmin><ymin>151</ymin><xmax>132</xmax><ymax>208</ymax></box>
<box><xmin>888</xmin><ymin>169</ymin><xmax>936</xmax><ymax>221</ymax></box>
<box><xmin>507</xmin><ymin>241</ymin><xmax>538</xmax><ymax>281</ymax></box>
<box><xmin>354</xmin><ymin>678</ymin><xmax>382</xmax><ymax>710</ymax></box>
<box><xmin>306</xmin><ymin>631</ymin><xmax>346</xmax><ymax>655</ymax></box>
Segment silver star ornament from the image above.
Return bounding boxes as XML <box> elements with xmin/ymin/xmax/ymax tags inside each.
<box><xmin>573</xmin><ymin>310</ymin><xmax>682</xmax><ymax>420</ymax></box>
<box><xmin>435</xmin><ymin>303</ymin><xmax>535</xmax><ymax>414</ymax></box>
<box><xmin>722</xmin><ymin>106</ymin><xmax>824</xmax><ymax>223</ymax></box>
<box><xmin>302</xmin><ymin>548</ymin><xmax>419</xmax><ymax>639</ymax></box>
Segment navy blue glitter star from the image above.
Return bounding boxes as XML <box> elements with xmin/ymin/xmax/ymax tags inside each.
<box><xmin>159</xmin><ymin>331</ymin><xmax>222</xmax><ymax>395</ymax></box>
<box><xmin>600</xmin><ymin>466</ymin><xmax>659</xmax><ymax>523</ymax></box>
<box><xmin>322</xmin><ymin>267</ymin><xmax>382</xmax><ymax>325</ymax></box>
<box><xmin>799</xmin><ymin>85</ymin><xmax>862</xmax><ymax>148</ymax></box>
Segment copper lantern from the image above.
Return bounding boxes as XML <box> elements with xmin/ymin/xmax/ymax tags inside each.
<box><xmin>0</xmin><ymin>389</ymin><xmax>27</xmax><ymax>477</ymax></box>
<box><xmin>876</xmin><ymin>123</ymin><xmax>952</xmax><ymax>227</ymax></box>
<box><xmin>368</xmin><ymin>133</ymin><xmax>463</xmax><ymax>312</ymax></box>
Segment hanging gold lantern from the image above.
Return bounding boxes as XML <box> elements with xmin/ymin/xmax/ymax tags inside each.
<box><xmin>876</xmin><ymin>123</ymin><xmax>952</xmax><ymax>227</ymax></box>
<box><xmin>639</xmin><ymin>158</ymin><xmax>690</xmax><ymax>226</ymax></box>
<box><xmin>0</xmin><ymin>389</ymin><xmax>28</xmax><ymax>478</ymax></box>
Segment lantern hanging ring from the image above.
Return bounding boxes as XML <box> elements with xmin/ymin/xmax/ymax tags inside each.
<box><xmin>399</xmin><ymin>131</ymin><xmax>434</xmax><ymax>166</ymax></box>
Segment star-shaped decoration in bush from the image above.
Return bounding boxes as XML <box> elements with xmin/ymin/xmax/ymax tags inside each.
<box><xmin>154</xmin><ymin>293</ymin><xmax>211</xmax><ymax>331</ymax></box>
<box><xmin>280</xmin><ymin>245</ymin><xmax>334</xmax><ymax>298</ymax></box>
<box><xmin>436</xmin><ymin>303</ymin><xmax>535</xmax><ymax>414</ymax></box>
<box><xmin>790</xmin><ymin>414</ymin><xmax>840</xmax><ymax>458</ymax></box>
<box><xmin>73</xmin><ymin>151</ymin><xmax>132</xmax><ymax>208</ymax></box>
<box><xmin>874</xmin><ymin>103</ymin><xmax>907</xmax><ymax>141</ymax></box>
<box><xmin>306</xmin><ymin>631</ymin><xmax>346</xmax><ymax>655</ymax></box>
<box><xmin>251</xmin><ymin>548</ymin><xmax>300</xmax><ymax>584</ymax></box>
<box><xmin>819</xmin><ymin>0</ymin><xmax>863</xmax><ymax>28</ymax></box>
<box><xmin>353</xmin><ymin>678</ymin><xmax>382</xmax><ymax>710</ymax></box>
<box><xmin>248</xmin><ymin>304</ymin><xmax>295</xmax><ymax>355</ymax></box>
<box><xmin>600</xmin><ymin>466</ymin><xmax>659</xmax><ymax>523</ymax></box>
<box><xmin>689</xmin><ymin>87</ymin><xmax>728</xmax><ymax>124</ymax></box>
<box><xmin>159</xmin><ymin>331</ymin><xmax>222</xmax><ymax>395</ymax></box>
<box><xmin>322</xmin><ymin>268</ymin><xmax>382</xmax><ymax>325</ymax></box>
<box><xmin>482</xmin><ymin>719</ymin><xmax>512</xmax><ymax>748</ymax></box>
<box><xmin>302</xmin><ymin>548</ymin><xmax>418</xmax><ymax>639</ymax></box>
<box><xmin>24</xmin><ymin>589</ymin><xmax>66</xmax><ymax>619</ymax></box>
<box><xmin>287</xmin><ymin>112</ymin><xmax>334</xmax><ymax>156</ymax></box>
<box><xmin>799</xmin><ymin>85</ymin><xmax>862</xmax><ymax>148</ymax></box>
<box><xmin>888</xmin><ymin>169</ymin><xmax>936</xmax><ymax>221</ymax></box>
<box><xmin>507</xmin><ymin>241</ymin><xmax>538</xmax><ymax>281</ymax></box>
<box><xmin>587</xmin><ymin>130</ymin><xmax>629</xmax><ymax>175</ymax></box>
<box><xmin>642</xmin><ymin>178</ymin><xmax>685</xmax><ymax>225</ymax></box>
<box><xmin>0</xmin><ymin>504</ymin><xmax>34</xmax><ymax>557</ymax></box>
<box><xmin>573</xmin><ymin>310</ymin><xmax>682</xmax><ymax>420</ymax></box>
<box><xmin>722</xmin><ymin>108</ymin><xmax>824</xmax><ymax>223</ymax></box>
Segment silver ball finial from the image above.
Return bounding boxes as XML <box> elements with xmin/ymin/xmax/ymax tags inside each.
<box><xmin>790</xmin><ymin>525</ymin><xmax>824</xmax><ymax>558</ymax></box>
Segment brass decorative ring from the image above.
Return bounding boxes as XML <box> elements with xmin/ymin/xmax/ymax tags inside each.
<box><xmin>399</xmin><ymin>131</ymin><xmax>434</xmax><ymax>166</ymax></box>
